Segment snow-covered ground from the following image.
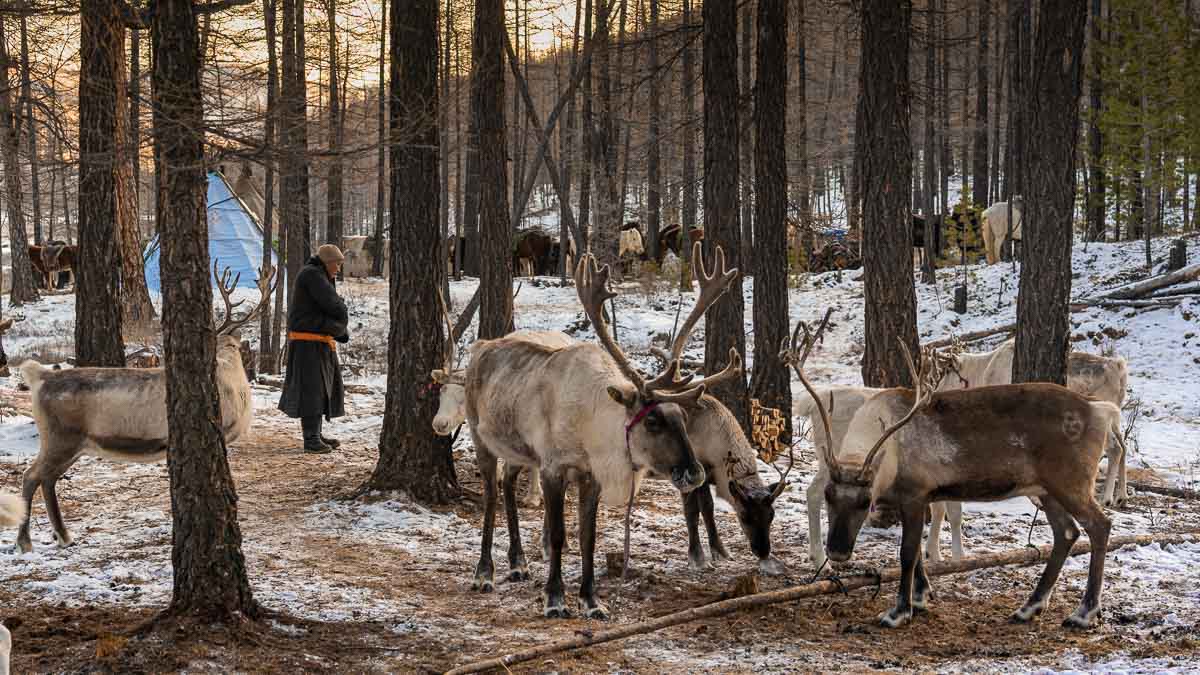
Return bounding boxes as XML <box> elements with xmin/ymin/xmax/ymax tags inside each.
<box><xmin>1</xmin><ymin>234</ymin><xmax>1198</xmax><ymax>672</ymax></box>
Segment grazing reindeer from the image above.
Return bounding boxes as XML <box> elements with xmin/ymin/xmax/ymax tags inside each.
<box><xmin>789</xmin><ymin>336</ymin><xmax>1120</xmax><ymax>629</ymax></box>
<box><xmin>13</xmin><ymin>264</ymin><xmax>274</xmax><ymax>553</ymax></box>
<box><xmin>464</xmin><ymin>245</ymin><xmax>739</xmax><ymax>619</ymax></box>
<box><xmin>0</xmin><ymin>493</ymin><xmax>21</xmax><ymax>674</ymax></box>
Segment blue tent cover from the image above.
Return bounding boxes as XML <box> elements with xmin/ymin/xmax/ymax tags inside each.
<box><xmin>143</xmin><ymin>171</ymin><xmax>278</xmax><ymax>293</ymax></box>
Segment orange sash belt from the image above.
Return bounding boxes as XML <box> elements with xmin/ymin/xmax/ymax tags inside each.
<box><xmin>289</xmin><ymin>331</ymin><xmax>337</xmax><ymax>352</ymax></box>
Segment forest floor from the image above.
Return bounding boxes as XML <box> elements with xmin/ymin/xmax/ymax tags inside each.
<box><xmin>2</xmin><ymin>234</ymin><xmax>1200</xmax><ymax>673</ymax></box>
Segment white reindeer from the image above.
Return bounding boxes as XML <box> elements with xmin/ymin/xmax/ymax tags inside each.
<box><xmin>981</xmin><ymin>198</ymin><xmax>1023</xmax><ymax>265</ymax></box>
<box><xmin>1</xmin><ymin>493</ymin><xmax>25</xmax><ymax>674</ymax></box>
<box><xmin>12</xmin><ymin>264</ymin><xmax>272</xmax><ymax>553</ymax></box>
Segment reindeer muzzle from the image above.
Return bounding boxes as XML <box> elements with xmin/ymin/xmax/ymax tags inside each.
<box><xmin>671</xmin><ymin>463</ymin><xmax>706</xmax><ymax>493</ymax></box>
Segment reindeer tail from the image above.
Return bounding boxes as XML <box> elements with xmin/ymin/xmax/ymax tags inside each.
<box><xmin>0</xmin><ymin>492</ymin><xmax>25</xmax><ymax>529</ymax></box>
<box><xmin>19</xmin><ymin>360</ymin><xmax>47</xmax><ymax>391</ymax></box>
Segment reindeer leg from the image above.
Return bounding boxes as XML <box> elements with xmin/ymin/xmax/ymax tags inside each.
<box><xmin>683</xmin><ymin>489</ymin><xmax>709</xmax><ymax>571</ymax></box>
<box><xmin>1100</xmin><ymin>430</ymin><xmax>1120</xmax><ymax>507</ymax></box>
<box><xmin>879</xmin><ymin>503</ymin><xmax>924</xmax><ymax>628</ymax></box>
<box><xmin>947</xmin><ymin>501</ymin><xmax>964</xmax><ymax>562</ymax></box>
<box><xmin>522</xmin><ymin>467</ymin><xmax>542</xmax><ymax>508</ymax></box>
<box><xmin>925</xmin><ymin>502</ymin><xmax>946</xmax><ymax>563</ymax></box>
<box><xmin>540</xmin><ymin>471</ymin><xmax>569</xmax><ymax>619</ymax></box>
<box><xmin>576</xmin><ymin>474</ymin><xmax>608</xmax><ymax>620</ymax></box>
<box><xmin>698</xmin><ymin>486</ymin><xmax>730</xmax><ymax>564</ymax></box>
<box><xmin>807</xmin><ymin>468</ymin><xmax>827</xmax><ymax>568</ymax></box>
<box><xmin>1011</xmin><ymin>495</ymin><xmax>1078</xmax><ymax>623</ymax></box>
<box><xmin>471</xmin><ymin>449</ymin><xmax>498</xmax><ymax>593</ymax></box>
<box><xmin>14</xmin><ymin>466</ymin><xmax>43</xmax><ymax>553</ymax></box>
<box><xmin>1063</xmin><ymin>496</ymin><xmax>1110</xmax><ymax>629</ymax></box>
<box><xmin>43</xmin><ymin>478</ymin><xmax>74</xmax><ymax>548</ymax></box>
<box><xmin>502</xmin><ymin>463</ymin><xmax>529</xmax><ymax>582</ymax></box>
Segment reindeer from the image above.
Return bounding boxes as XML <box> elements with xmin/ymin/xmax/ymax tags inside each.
<box><xmin>789</xmin><ymin>334</ymin><xmax>1120</xmax><ymax>629</ymax></box>
<box><xmin>0</xmin><ymin>492</ymin><xmax>21</xmax><ymax>674</ymax></box>
<box><xmin>11</xmin><ymin>264</ymin><xmax>274</xmax><ymax>554</ymax></box>
<box><xmin>463</xmin><ymin>245</ymin><xmax>741</xmax><ymax>619</ymax></box>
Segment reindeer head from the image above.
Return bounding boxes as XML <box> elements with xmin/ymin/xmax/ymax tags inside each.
<box><xmin>784</xmin><ymin>327</ymin><xmax>936</xmax><ymax>564</ymax></box>
<box><xmin>431</xmin><ymin>289</ymin><xmax>468</xmax><ymax>436</ymax></box>
<box><xmin>213</xmin><ymin>261</ymin><xmax>276</xmax><ymax>358</ymax></box>
<box><xmin>575</xmin><ymin>242</ymin><xmax>742</xmax><ymax>494</ymax></box>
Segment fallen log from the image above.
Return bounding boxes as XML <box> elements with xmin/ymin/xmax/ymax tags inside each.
<box><xmin>1070</xmin><ymin>297</ymin><xmax>1186</xmax><ymax>311</ymax></box>
<box><xmin>1147</xmin><ymin>282</ymin><xmax>1200</xmax><ymax>299</ymax></box>
<box><xmin>1101</xmin><ymin>262</ymin><xmax>1200</xmax><ymax>300</ymax></box>
<box><xmin>1129</xmin><ymin>481</ymin><xmax>1200</xmax><ymax>500</ymax></box>
<box><xmin>444</xmin><ymin>531</ymin><xmax>1200</xmax><ymax>675</ymax></box>
<box><xmin>926</xmin><ymin>322</ymin><xmax>1015</xmax><ymax>348</ymax></box>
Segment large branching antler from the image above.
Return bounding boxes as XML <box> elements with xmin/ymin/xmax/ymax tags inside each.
<box><xmin>780</xmin><ymin>320</ymin><xmax>842</xmax><ymax>483</ymax></box>
<box><xmin>214</xmin><ymin>261</ymin><xmax>277</xmax><ymax>336</ymax></box>
<box><xmin>667</xmin><ymin>241</ymin><xmax>739</xmax><ymax>362</ymax></box>
<box><xmin>856</xmin><ymin>340</ymin><xmax>935</xmax><ymax>482</ymax></box>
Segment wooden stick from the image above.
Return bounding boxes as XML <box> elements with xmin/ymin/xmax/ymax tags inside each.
<box><xmin>1070</xmin><ymin>297</ymin><xmax>1186</xmax><ymax>311</ymax></box>
<box><xmin>1100</xmin><ymin>262</ymin><xmax>1200</xmax><ymax>300</ymax></box>
<box><xmin>1129</xmin><ymin>481</ymin><xmax>1200</xmax><ymax>500</ymax></box>
<box><xmin>1147</xmin><ymin>282</ymin><xmax>1200</xmax><ymax>299</ymax></box>
<box><xmin>925</xmin><ymin>322</ymin><xmax>1015</xmax><ymax>348</ymax></box>
<box><xmin>444</xmin><ymin>532</ymin><xmax>1200</xmax><ymax>675</ymax></box>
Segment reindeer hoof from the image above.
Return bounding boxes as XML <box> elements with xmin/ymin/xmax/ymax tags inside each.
<box><xmin>543</xmin><ymin>603</ymin><xmax>570</xmax><ymax>619</ymax></box>
<box><xmin>758</xmin><ymin>556</ymin><xmax>786</xmax><ymax>577</ymax></box>
<box><xmin>687</xmin><ymin>550</ymin><xmax>711</xmax><ymax>572</ymax></box>
<box><xmin>471</xmin><ymin>574</ymin><xmax>495</xmax><ymax>593</ymax></box>
<box><xmin>579</xmin><ymin>599</ymin><xmax>609</xmax><ymax>620</ymax></box>
<box><xmin>54</xmin><ymin>531</ymin><xmax>74</xmax><ymax>548</ymax></box>
<box><xmin>1009</xmin><ymin>602</ymin><xmax>1044</xmax><ymax>623</ymax></box>
<box><xmin>1062</xmin><ymin>607</ymin><xmax>1098</xmax><ymax>629</ymax></box>
<box><xmin>709</xmin><ymin>546</ymin><xmax>730</xmax><ymax>564</ymax></box>
<box><xmin>878</xmin><ymin>607</ymin><xmax>912</xmax><ymax>628</ymax></box>
<box><xmin>506</xmin><ymin>567</ymin><xmax>530</xmax><ymax>583</ymax></box>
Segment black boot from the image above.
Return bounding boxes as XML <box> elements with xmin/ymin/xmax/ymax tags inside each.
<box><xmin>302</xmin><ymin>416</ymin><xmax>332</xmax><ymax>454</ymax></box>
<box><xmin>320</xmin><ymin>434</ymin><xmax>341</xmax><ymax>449</ymax></box>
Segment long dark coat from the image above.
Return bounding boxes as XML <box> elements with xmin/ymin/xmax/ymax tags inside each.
<box><xmin>278</xmin><ymin>257</ymin><xmax>348</xmax><ymax>420</ymax></box>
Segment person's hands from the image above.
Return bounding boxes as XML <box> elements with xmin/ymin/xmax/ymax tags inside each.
<box><xmin>335</xmin><ymin>333</ymin><xmax>350</xmax><ymax>344</ymax></box>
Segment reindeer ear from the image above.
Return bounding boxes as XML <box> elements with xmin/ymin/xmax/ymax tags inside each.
<box><xmin>431</xmin><ymin>369</ymin><xmax>450</xmax><ymax>384</ymax></box>
<box><xmin>727</xmin><ymin>479</ymin><xmax>748</xmax><ymax>503</ymax></box>
<box><xmin>607</xmin><ymin>385</ymin><xmax>638</xmax><ymax>409</ymax></box>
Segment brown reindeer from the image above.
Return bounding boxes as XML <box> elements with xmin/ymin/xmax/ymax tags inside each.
<box><xmin>12</xmin><ymin>264</ymin><xmax>274</xmax><ymax>553</ymax></box>
<box><xmin>789</xmin><ymin>334</ymin><xmax>1119</xmax><ymax>629</ymax></box>
<box><xmin>28</xmin><ymin>243</ymin><xmax>77</xmax><ymax>290</ymax></box>
<box><xmin>463</xmin><ymin>244</ymin><xmax>740</xmax><ymax>619</ymax></box>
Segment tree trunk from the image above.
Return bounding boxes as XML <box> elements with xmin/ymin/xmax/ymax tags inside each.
<box><xmin>372</xmin><ymin>0</ymin><xmax>387</xmax><ymax>277</ymax></box>
<box><xmin>560</xmin><ymin>0</ymin><xmax>582</xmax><ymax>278</ymax></box>
<box><xmin>115</xmin><ymin>18</ymin><xmax>156</xmax><ymax>334</ymax></box>
<box><xmin>152</xmin><ymin>0</ymin><xmax>258</xmax><ymax>619</ymax></box>
<box><xmin>578</xmin><ymin>0</ymin><xmax>593</xmax><ymax>258</ymax></box>
<box><xmin>19</xmin><ymin>14</ymin><xmax>42</xmax><ymax>246</ymax></box>
<box><xmin>938</xmin><ymin>0</ymin><xmax>950</xmax><ymax>217</ymax></box>
<box><xmin>260</xmin><ymin>0</ymin><xmax>281</xmax><ymax>374</ymax></box>
<box><xmin>76</xmin><ymin>0</ymin><xmax>127</xmax><ymax>364</ymax></box>
<box><xmin>1</xmin><ymin>18</ymin><xmax>37</xmax><ymax>307</ymax></box>
<box><xmin>474</xmin><ymin>0</ymin><xmax>511</xmax><ymax>339</ymax></box>
<box><xmin>922</xmin><ymin>0</ymin><xmax>937</xmax><ymax>285</ymax></box>
<box><xmin>739</xmin><ymin>4</ymin><xmax>754</xmax><ymax>276</ymax></box>
<box><xmin>363</xmin><ymin>0</ymin><xmax>459</xmax><ymax>502</ymax></box>
<box><xmin>594</xmin><ymin>0</ymin><xmax>620</xmax><ymax>270</ymax></box>
<box><xmin>646</xmin><ymin>0</ymin><xmax>660</xmax><ymax>266</ymax></box>
<box><xmin>750</xmin><ymin>0</ymin><xmax>790</xmax><ymax>445</ymax></box>
<box><xmin>680</xmin><ymin>0</ymin><xmax>696</xmax><ymax>277</ymax></box>
<box><xmin>130</xmin><ymin>25</ymin><xmax>141</xmax><ymax>233</ymax></box>
<box><xmin>990</xmin><ymin>8</ymin><xmax>1004</xmax><ymax>204</ymax></box>
<box><xmin>325</xmin><ymin>0</ymin><xmax>344</xmax><ymax>262</ymax></box>
<box><xmin>1013</xmin><ymin>0</ymin><xmax>1087</xmax><ymax>386</ymax></box>
<box><xmin>702</xmin><ymin>0</ymin><xmax>749</xmax><ymax>434</ymax></box>
<box><xmin>1084</xmin><ymin>0</ymin><xmax>1105</xmax><ymax>242</ymax></box>
<box><xmin>281</xmin><ymin>0</ymin><xmax>307</xmax><ymax>303</ymax></box>
<box><xmin>973</xmin><ymin>0</ymin><xmax>990</xmax><ymax>206</ymax></box>
<box><xmin>796</xmin><ymin>0</ymin><xmax>810</xmax><ymax>261</ymax></box>
<box><xmin>295</xmin><ymin>1</ymin><xmax>311</xmax><ymax>260</ymax></box>
<box><xmin>960</xmin><ymin>1</ymin><xmax>972</xmax><ymax>201</ymax></box>
<box><xmin>859</xmin><ymin>0</ymin><xmax>918</xmax><ymax>389</ymax></box>
<box><xmin>440</xmin><ymin>0</ymin><xmax>451</xmax><ymax>299</ymax></box>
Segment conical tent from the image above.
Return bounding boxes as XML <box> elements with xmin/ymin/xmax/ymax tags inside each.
<box><xmin>143</xmin><ymin>170</ymin><xmax>278</xmax><ymax>293</ymax></box>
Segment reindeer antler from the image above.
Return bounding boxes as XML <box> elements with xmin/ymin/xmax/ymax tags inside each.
<box><xmin>780</xmin><ymin>322</ymin><xmax>842</xmax><ymax>483</ymax></box>
<box><xmin>667</xmin><ymin>241</ymin><xmax>739</xmax><ymax>363</ymax></box>
<box><xmin>214</xmin><ymin>260</ymin><xmax>277</xmax><ymax>336</ymax></box>
<box><xmin>857</xmin><ymin>340</ymin><xmax>935</xmax><ymax>482</ymax></box>
<box><xmin>574</xmin><ymin>253</ymin><xmax>647</xmax><ymax>392</ymax></box>
<box><xmin>435</xmin><ymin>287</ymin><xmax>458</xmax><ymax>379</ymax></box>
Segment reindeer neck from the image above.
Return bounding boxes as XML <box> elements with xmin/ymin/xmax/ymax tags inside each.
<box><xmin>692</xmin><ymin>395</ymin><xmax>762</xmax><ymax>502</ymax></box>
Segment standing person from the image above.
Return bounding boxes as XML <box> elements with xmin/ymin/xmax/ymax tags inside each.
<box><xmin>279</xmin><ymin>244</ymin><xmax>349</xmax><ymax>453</ymax></box>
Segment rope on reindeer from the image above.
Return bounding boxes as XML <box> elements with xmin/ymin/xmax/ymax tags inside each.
<box><xmin>444</xmin><ymin>531</ymin><xmax>1200</xmax><ymax>675</ymax></box>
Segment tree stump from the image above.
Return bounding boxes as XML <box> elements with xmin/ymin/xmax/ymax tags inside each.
<box><xmin>953</xmin><ymin>285</ymin><xmax>968</xmax><ymax>314</ymax></box>
<box><xmin>1169</xmin><ymin>239</ymin><xmax>1187</xmax><ymax>272</ymax></box>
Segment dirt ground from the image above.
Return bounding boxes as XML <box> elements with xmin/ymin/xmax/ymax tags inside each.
<box><xmin>3</xmin><ymin>380</ymin><xmax>1200</xmax><ymax>674</ymax></box>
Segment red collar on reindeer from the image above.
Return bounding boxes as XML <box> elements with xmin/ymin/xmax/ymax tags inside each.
<box><xmin>624</xmin><ymin>401</ymin><xmax>661</xmax><ymax>451</ymax></box>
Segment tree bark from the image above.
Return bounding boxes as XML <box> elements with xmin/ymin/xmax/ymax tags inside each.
<box><xmin>364</xmin><ymin>0</ymin><xmax>459</xmax><ymax>503</ymax></box>
<box><xmin>474</xmin><ymin>0</ymin><xmax>511</xmax><ymax>339</ymax></box>
<box><xmin>115</xmin><ymin>18</ymin><xmax>156</xmax><ymax>333</ymax></box>
<box><xmin>153</xmin><ymin>0</ymin><xmax>258</xmax><ymax>619</ymax></box>
<box><xmin>324</xmin><ymin>0</ymin><xmax>344</xmax><ymax>260</ymax></box>
<box><xmin>702</xmin><ymin>0</ymin><xmax>749</xmax><ymax>434</ymax></box>
<box><xmin>19</xmin><ymin>14</ymin><xmax>42</xmax><ymax>246</ymax></box>
<box><xmin>750</xmin><ymin>0</ymin><xmax>790</xmax><ymax>446</ymax></box>
<box><xmin>560</xmin><ymin>0</ymin><xmax>582</xmax><ymax>278</ymax></box>
<box><xmin>281</xmin><ymin>0</ymin><xmax>308</xmax><ymax>304</ymax></box>
<box><xmin>76</xmin><ymin>0</ymin><xmax>127</xmax><ymax>364</ymax></box>
<box><xmin>859</xmin><ymin>0</ymin><xmax>918</xmax><ymax>389</ymax></box>
<box><xmin>645</xmin><ymin>0</ymin><xmax>660</xmax><ymax>266</ymax></box>
<box><xmin>921</xmin><ymin>0</ymin><xmax>937</xmax><ymax>285</ymax></box>
<box><xmin>1084</xmin><ymin>0</ymin><xmax>1105</xmax><ymax>242</ymax></box>
<box><xmin>680</xmin><ymin>0</ymin><xmax>696</xmax><ymax>275</ymax></box>
<box><xmin>973</xmin><ymin>0</ymin><xmax>990</xmax><ymax>206</ymax></box>
<box><xmin>372</xmin><ymin>0</ymin><xmax>387</xmax><ymax>277</ymax></box>
<box><xmin>1013</xmin><ymin>0</ymin><xmax>1087</xmax><ymax>387</ymax></box>
<box><xmin>739</xmin><ymin>4</ymin><xmax>754</xmax><ymax>276</ymax></box>
<box><xmin>795</xmin><ymin>0</ymin><xmax>811</xmax><ymax>260</ymax></box>
<box><xmin>594</xmin><ymin>0</ymin><xmax>620</xmax><ymax>270</ymax></box>
<box><xmin>1</xmin><ymin>17</ymin><xmax>37</xmax><ymax>306</ymax></box>
<box><xmin>260</xmin><ymin>0</ymin><xmax>281</xmax><ymax>374</ymax></box>
<box><xmin>578</xmin><ymin>0</ymin><xmax>594</xmax><ymax>258</ymax></box>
